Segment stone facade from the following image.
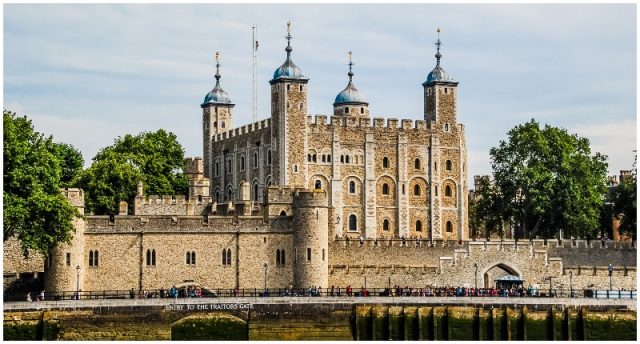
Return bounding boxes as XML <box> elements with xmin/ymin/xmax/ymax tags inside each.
<box><xmin>3</xmin><ymin>26</ymin><xmax>636</xmax><ymax>295</ymax></box>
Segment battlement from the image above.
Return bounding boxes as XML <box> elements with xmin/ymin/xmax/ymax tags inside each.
<box><xmin>61</xmin><ymin>188</ymin><xmax>85</xmax><ymax>209</ymax></box>
<box><xmin>85</xmin><ymin>214</ymin><xmax>292</xmax><ymax>233</ymax></box>
<box><xmin>292</xmin><ymin>189</ymin><xmax>328</xmax><ymax>208</ymax></box>
<box><xmin>214</xmin><ymin>118</ymin><xmax>271</xmax><ymax>142</ymax></box>
<box><xmin>307</xmin><ymin>114</ymin><xmax>429</xmax><ymax>131</ymax></box>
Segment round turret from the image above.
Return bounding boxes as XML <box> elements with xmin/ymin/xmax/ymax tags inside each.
<box><xmin>292</xmin><ymin>190</ymin><xmax>329</xmax><ymax>289</ymax></box>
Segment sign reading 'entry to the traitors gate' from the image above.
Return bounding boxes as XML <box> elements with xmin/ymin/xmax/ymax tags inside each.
<box><xmin>164</xmin><ymin>303</ymin><xmax>252</xmax><ymax>311</ymax></box>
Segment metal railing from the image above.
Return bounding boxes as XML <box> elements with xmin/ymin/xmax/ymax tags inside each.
<box><xmin>5</xmin><ymin>287</ymin><xmax>636</xmax><ymax>302</ymax></box>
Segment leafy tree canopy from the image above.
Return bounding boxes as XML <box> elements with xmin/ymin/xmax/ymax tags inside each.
<box><xmin>478</xmin><ymin>119</ymin><xmax>608</xmax><ymax>239</ymax></box>
<box><xmin>78</xmin><ymin>129</ymin><xmax>188</xmax><ymax>215</ymax></box>
<box><xmin>614</xmin><ymin>155</ymin><xmax>637</xmax><ymax>240</ymax></box>
<box><xmin>3</xmin><ymin>110</ymin><xmax>80</xmax><ymax>256</ymax></box>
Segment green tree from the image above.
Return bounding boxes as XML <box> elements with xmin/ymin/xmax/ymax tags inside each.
<box><xmin>54</xmin><ymin>142</ymin><xmax>84</xmax><ymax>187</ymax></box>
<box><xmin>3</xmin><ymin>110</ymin><xmax>79</xmax><ymax>256</ymax></box>
<box><xmin>480</xmin><ymin>119</ymin><xmax>608</xmax><ymax>239</ymax></box>
<box><xmin>614</xmin><ymin>155</ymin><xmax>637</xmax><ymax>241</ymax></box>
<box><xmin>78</xmin><ymin>129</ymin><xmax>188</xmax><ymax>215</ymax></box>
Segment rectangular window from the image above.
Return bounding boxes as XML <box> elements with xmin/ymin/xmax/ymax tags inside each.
<box><xmin>66</xmin><ymin>253</ymin><xmax>71</xmax><ymax>266</ymax></box>
<box><xmin>322</xmin><ymin>249</ymin><xmax>325</xmax><ymax>261</ymax></box>
<box><xmin>307</xmin><ymin>248</ymin><xmax>311</xmax><ymax>261</ymax></box>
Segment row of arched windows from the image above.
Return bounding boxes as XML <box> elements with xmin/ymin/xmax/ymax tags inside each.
<box><xmin>146</xmin><ymin>249</ymin><xmax>156</xmax><ymax>266</ymax></box>
<box><xmin>343</xmin><ymin>106</ymin><xmax>366</xmax><ymax>114</ymax></box>
<box><xmin>308</xmin><ymin>153</ymin><xmax>333</xmax><ymax>163</ymax></box>
<box><xmin>214</xmin><ymin>150</ymin><xmax>272</xmax><ymax>177</ymax></box>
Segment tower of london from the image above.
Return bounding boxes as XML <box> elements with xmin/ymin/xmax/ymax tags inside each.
<box><xmin>4</xmin><ymin>24</ymin><xmax>635</xmax><ymax>295</ymax></box>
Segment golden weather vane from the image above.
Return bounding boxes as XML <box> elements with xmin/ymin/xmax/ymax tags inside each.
<box><xmin>287</xmin><ymin>21</ymin><xmax>291</xmax><ymax>33</ymax></box>
<box><xmin>348</xmin><ymin>51</ymin><xmax>352</xmax><ymax>62</ymax></box>
<box><xmin>215</xmin><ymin>51</ymin><xmax>220</xmax><ymax>63</ymax></box>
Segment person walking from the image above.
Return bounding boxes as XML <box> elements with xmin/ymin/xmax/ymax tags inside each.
<box><xmin>26</xmin><ymin>292</ymin><xmax>32</xmax><ymax>302</ymax></box>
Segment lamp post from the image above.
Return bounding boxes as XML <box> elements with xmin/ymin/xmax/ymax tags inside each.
<box><xmin>75</xmin><ymin>265</ymin><xmax>80</xmax><ymax>300</ymax></box>
<box><xmin>569</xmin><ymin>270</ymin><xmax>573</xmax><ymax>298</ymax></box>
<box><xmin>608</xmin><ymin>264</ymin><xmax>613</xmax><ymax>291</ymax></box>
<box><xmin>473</xmin><ymin>263</ymin><xmax>478</xmax><ymax>291</ymax></box>
<box><xmin>546</xmin><ymin>276</ymin><xmax>553</xmax><ymax>297</ymax></box>
<box><xmin>263</xmin><ymin>263</ymin><xmax>268</xmax><ymax>295</ymax></box>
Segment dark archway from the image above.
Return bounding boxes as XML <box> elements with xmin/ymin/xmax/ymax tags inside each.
<box><xmin>482</xmin><ymin>263</ymin><xmax>520</xmax><ymax>288</ymax></box>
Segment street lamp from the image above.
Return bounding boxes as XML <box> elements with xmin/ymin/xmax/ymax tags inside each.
<box><xmin>569</xmin><ymin>270</ymin><xmax>573</xmax><ymax>298</ymax></box>
<box><xmin>608</xmin><ymin>264</ymin><xmax>613</xmax><ymax>291</ymax></box>
<box><xmin>75</xmin><ymin>265</ymin><xmax>80</xmax><ymax>300</ymax></box>
<box><xmin>546</xmin><ymin>276</ymin><xmax>554</xmax><ymax>297</ymax></box>
<box><xmin>263</xmin><ymin>263</ymin><xmax>268</xmax><ymax>295</ymax></box>
<box><xmin>473</xmin><ymin>263</ymin><xmax>478</xmax><ymax>291</ymax></box>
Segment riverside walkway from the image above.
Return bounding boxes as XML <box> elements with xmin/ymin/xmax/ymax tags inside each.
<box><xmin>4</xmin><ymin>296</ymin><xmax>636</xmax><ymax>311</ymax></box>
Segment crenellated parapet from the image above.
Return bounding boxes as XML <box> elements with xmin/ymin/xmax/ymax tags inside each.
<box><xmin>214</xmin><ymin>118</ymin><xmax>271</xmax><ymax>142</ymax></box>
<box><xmin>307</xmin><ymin>114</ymin><xmax>429</xmax><ymax>131</ymax></box>
<box><xmin>133</xmin><ymin>194</ymin><xmax>210</xmax><ymax>216</ymax></box>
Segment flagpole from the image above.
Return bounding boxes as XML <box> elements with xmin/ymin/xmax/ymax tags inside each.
<box><xmin>252</xmin><ymin>25</ymin><xmax>258</xmax><ymax>123</ymax></box>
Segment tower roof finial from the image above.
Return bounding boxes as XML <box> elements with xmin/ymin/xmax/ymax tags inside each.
<box><xmin>214</xmin><ymin>51</ymin><xmax>221</xmax><ymax>83</ymax></box>
<box><xmin>435</xmin><ymin>27</ymin><xmax>442</xmax><ymax>66</ymax></box>
<box><xmin>347</xmin><ymin>50</ymin><xmax>354</xmax><ymax>82</ymax></box>
<box><xmin>285</xmin><ymin>21</ymin><xmax>292</xmax><ymax>57</ymax></box>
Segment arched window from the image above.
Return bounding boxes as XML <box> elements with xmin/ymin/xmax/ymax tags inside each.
<box><xmin>382</xmin><ymin>183</ymin><xmax>389</xmax><ymax>195</ymax></box>
<box><xmin>313</xmin><ymin>154</ymin><xmax>317</xmax><ymax>162</ymax></box>
<box><xmin>446</xmin><ymin>160</ymin><xmax>452</xmax><ymax>171</ymax></box>
<box><xmin>383</xmin><ymin>219</ymin><xmax>390</xmax><ymax>231</ymax></box>
<box><xmin>276</xmin><ymin>249</ymin><xmax>281</xmax><ymax>265</ymax></box>
<box><xmin>222</xmin><ymin>249</ymin><xmax>227</xmax><ymax>265</ymax></box>
<box><xmin>254</xmin><ymin>152</ymin><xmax>258</xmax><ymax>168</ymax></box>
<box><xmin>415</xmin><ymin>158</ymin><xmax>421</xmax><ymax>169</ymax></box>
<box><xmin>322</xmin><ymin>155</ymin><xmax>326</xmax><ymax>163</ymax></box>
<box><xmin>435</xmin><ymin>185</ymin><xmax>438</xmax><ymax>196</ymax></box>
<box><xmin>227</xmin><ymin>187</ymin><xmax>233</xmax><ymax>200</ymax></box>
<box><xmin>416</xmin><ymin>220</ymin><xmax>423</xmax><ymax>232</ymax></box>
<box><xmin>445</xmin><ymin>185</ymin><xmax>452</xmax><ymax>197</ymax></box>
<box><xmin>226</xmin><ymin>249</ymin><xmax>231</xmax><ymax>266</ymax></box>
<box><xmin>89</xmin><ymin>250</ymin><xmax>99</xmax><ymax>267</ymax></box>
<box><xmin>287</xmin><ymin>84</ymin><xmax>291</xmax><ymax>91</ymax></box>
<box><xmin>349</xmin><ymin>181</ymin><xmax>356</xmax><ymax>194</ymax></box>
<box><xmin>215</xmin><ymin>162</ymin><xmax>219</xmax><ymax>176</ymax></box>
<box><xmin>280</xmin><ymin>210</ymin><xmax>287</xmax><ymax>217</ymax></box>
<box><xmin>446</xmin><ymin>221</ymin><xmax>453</xmax><ymax>232</ymax></box>
<box><xmin>240</xmin><ymin>156</ymin><xmax>245</xmax><ymax>171</ymax></box>
<box><xmin>327</xmin><ymin>154</ymin><xmax>331</xmax><ymax>162</ymax></box>
<box><xmin>340</xmin><ymin>155</ymin><xmax>344</xmax><ymax>163</ymax></box>
<box><xmin>146</xmin><ymin>249</ymin><xmax>156</xmax><ymax>266</ymax></box>
<box><xmin>414</xmin><ymin>185</ymin><xmax>421</xmax><ymax>196</ymax></box>
<box><xmin>215</xmin><ymin>191</ymin><xmax>220</xmax><ymax>203</ymax></box>
<box><xmin>214</xmin><ymin>121</ymin><xmax>218</xmax><ymax>128</ymax></box>
<box><xmin>267</xmin><ymin>150</ymin><xmax>272</xmax><ymax>165</ymax></box>
<box><xmin>344</xmin><ymin>107</ymin><xmax>349</xmax><ymax>114</ymax></box>
<box><xmin>360</xmin><ymin>107</ymin><xmax>364</xmax><ymax>114</ymax></box>
<box><xmin>253</xmin><ymin>183</ymin><xmax>259</xmax><ymax>201</ymax></box>
<box><xmin>345</xmin><ymin>155</ymin><xmax>350</xmax><ymax>164</ymax></box>
<box><xmin>308</xmin><ymin>154</ymin><xmax>312</xmax><ymax>162</ymax></box>
<box><xmin>315</xmin><ymin>180</ymin><xmax>322</xmax><ymax>190</ymax></box>
<box><xmin>281</xmin><ymin>249</ymin><xmax>285</xmax><ymax>265</ymax></box>
<box><xmin>299</xmin><ymin>85</ymin><xmax>303</xmax><ymax>92</ymax></box>
<box><xmin>382</xmin><ymin>157</ymin><xmax>389</xmax><ymax>168</ymax></box>
<box><xmin>187</xmin><ymin>251</ymin><xmax>195</xmax><ymax>265</ymax></box>
<box><xmin>349</xmin><ymin>214</ymin><xmax>357</xmax><ymax>231</ymax></box>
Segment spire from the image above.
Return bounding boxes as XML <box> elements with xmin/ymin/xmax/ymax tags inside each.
<box><xmin>285</xmin><ymin>21</ymin><xmax>292</xmax><ymax>58</ymax></box>
<box><xmin>347</xmin><ymin>51</ymin><xmax>354</xmax><ymax>83</ymax></box>
<box><xmin>435</xmin><ymin>27</ymin><xmax>442</xmax><ymax>66</ymax></box>
<box><xmin>214</xmin><ymin>51</ymin><xmax>221</xmax><ymax>85</ymax></box>
<box><xmin>271</xmin><ymin>21</ymin><xmax>308</xmax><ymax>83</ymax></box>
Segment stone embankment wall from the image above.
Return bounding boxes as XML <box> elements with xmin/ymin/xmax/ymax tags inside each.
<box><xmin>3</xmin><ymin>303</ymin><xmax>636</xmax><ymax>341</ymax></box>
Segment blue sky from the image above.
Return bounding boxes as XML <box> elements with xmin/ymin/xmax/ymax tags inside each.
<box><xmin>3</xmin><ymin>3</ymin><xmax>637</xmax><ymax>185</ymax></box>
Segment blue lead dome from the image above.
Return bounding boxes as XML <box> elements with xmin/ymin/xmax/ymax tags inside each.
<box><xmin>201</xmin><ymin>52</ymin><xmax>234</xmax><ymax>107</ymax></box>
<box><xmin>424</xmin><ymin>64</ymin><xmax>454</xmax><ymax>84</ymax></box>
<box><xmin>202</xmin><ymin>84</ymin><xmax>232</xmax><ymax>106</ymax></box>
<box><xmin>334</xmin><ymin>82</ymin><xmax>367</xmax><ymax>105</ymax></box>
